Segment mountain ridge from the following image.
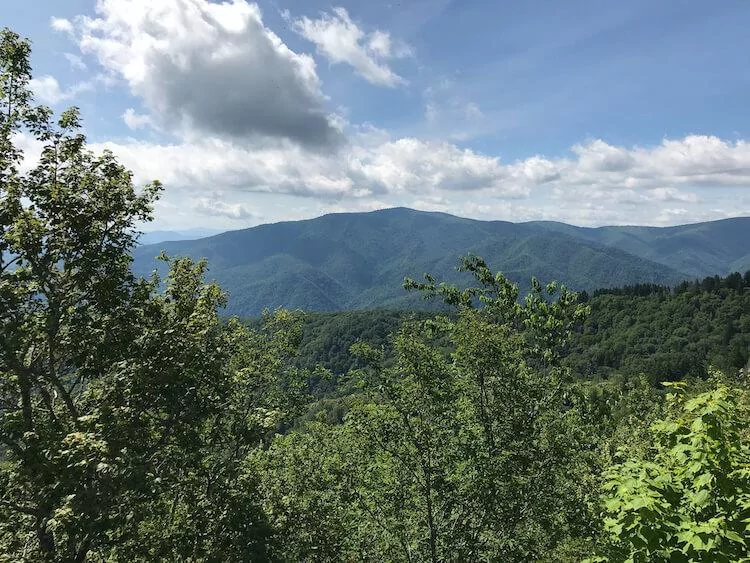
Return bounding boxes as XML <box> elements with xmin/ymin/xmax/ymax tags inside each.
<box><xmin>132</xmin><ymin>208</ymin><xmax>750</xmax><ymax>316</ymax></box>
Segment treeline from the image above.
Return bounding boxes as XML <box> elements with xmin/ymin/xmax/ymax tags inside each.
<box><xmin>2</xmin><ymin>29</ymin><xmax>749</xmax><ymax>562</ymax></box>
<box><xmin>585</xmin><ymin>269</ymin><xmax>750</xmax><ymax>298</ymax></box>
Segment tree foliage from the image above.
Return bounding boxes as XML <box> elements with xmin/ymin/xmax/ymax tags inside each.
<box><xmin>291</xmin><ymin>269</ymin><xmax>750</xmax><ymax>394</ymax></box>
<box><xmin>597</xmin><ymin>378</ymin><xmax>750</xmax><ymax>562</ymax></box>
<box><xmin>259</xmin><ymin>256</ymin><xmax>597</xmax><ymax>561</ymax></box>
<box><xmin>0</xmin><ymin>28</ymin><xmax>306</xmax><ymax>561</ymax></box>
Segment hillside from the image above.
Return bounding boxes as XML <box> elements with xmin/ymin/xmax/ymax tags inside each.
<box><xmin>292</xmin><ymin>272</ymin><xmax>750</xmax><ymax>397</ymax></box>
<box><xmin>533</xmin><ymin>217</ymin><xmax>750</xmax><ymax>277</ymax></box>
<box><xmin>132</xmin><ymin>208</ymin><xmax>750</xmax><ymax>316</ymax></box>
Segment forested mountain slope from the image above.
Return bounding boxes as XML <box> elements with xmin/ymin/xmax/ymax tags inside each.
<box><xmin>294</xmin><ymin>272</ymin><xmax>750</xmax><ymax>395</ymax></box>
<box><xmin>534</xmin><ymin>216</ymin><xmax>750</xmax><ymax>277</ymax></box>
<box><xmin>132</xmin><ymin>208</ymin><xmax>750</xmax><ymax>316</ymax></box>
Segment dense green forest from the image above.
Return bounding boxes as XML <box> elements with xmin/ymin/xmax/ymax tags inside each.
<box><xmin>292</xmin><ymin>273</ymin><xmax>750</xmax><ymax>400</ymax></box>
<box><xmin>2</xmin><ymin>29</ymin><xmax>749</xmax><ymax>562</ymax></box>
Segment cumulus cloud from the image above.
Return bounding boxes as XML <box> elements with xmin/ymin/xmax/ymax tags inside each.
<box><xmin>561</xmin><ymin>136</ymin><xmax>750</xmax><ymax>191</ymax></box>
<box><xmin>91</xmin><ymin>134</ymin><xmax>531</xmax><ymax>200</ymax></box>
<box><xmin>68</xmin><ymin>0</ymin><xmax>341</xmax><ymax>147</ymax></box>
<box><xmin>92</xmin><ymin>134</ymin><xmax>750</xmax><ymax>200</ymax></box>
<box><xmin>616</xmin><ymin>187</ymin><xmax>702</xmax><ymax>205</ymax></box>
<box><xmin>50</xmin><ymin>17</ymin><xmax>74</xmax><ymax>34</ymax></box>
<box><xmin>29</xmin><ymin>76</ymin><xmax>65</xmax><ymax>105</ymax></box>
<box><xmin>83</xmin><ymin>133</ymin><xmax>750</xmax><ymax>227</ymax></box>
<box><xmin>292</xmin><ymin>7</ymin><xmax>410</xmax><ymax>87</ymax></box>
<box><xmin>347</xmin><ymin>138</ymin><xmax>529</xmax><ymax>196</ymax></box>
<box><xmin>122</xmin><ymin>108</ymin><xmax>153</xmax><ymax>131</ymax></box>
<box><xmin>14</xmin><ymin>127</ymin><xmax>749</xmax><ymax>227</ymax></box>
<box><xmin>28</xmin><ymin>75</ymin><xmax>92</xmax><ymax>105</ymax></box>
<box><xmin>92</xmin><ymin>138</ymin><xmax>362</xmax><ymax>198</ymax></box>
<box><xmin>12</xmin><ymin>133</ymin><xmax>44</xmax><ymax>174</ymax></box>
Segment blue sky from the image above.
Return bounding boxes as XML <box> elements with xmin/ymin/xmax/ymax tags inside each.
<box><xmin>5</xmin><ymin>0</ymin><xmax>750</xmax><ymax>229</ymax></box>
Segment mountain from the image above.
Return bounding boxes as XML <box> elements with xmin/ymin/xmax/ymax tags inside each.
<box><xmin>531</xmin><ymin>217</ymin><xmax>750</xmax><ymax>278</ymax></box>
<box><xmin>137</xmin><ymin>228</ymin><xmax>224</xmax><ymax>246</ymax></box>
<box><xmin>131</xmin><ymin>208</ymin><xmax>750</xmax><ymax>317</ymax></box>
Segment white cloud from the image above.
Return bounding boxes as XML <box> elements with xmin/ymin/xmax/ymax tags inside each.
<box><xmin>348</xmin><ymin>138</ymin><xmax>529</xmax><ymax>196</ymax></box>
<box><xmin>91</xmin><ymin>134</ymin><xmax>529</xmax><ymax>200</ymax></box>
<box><xmin>561</xmin><ymin>136</ymin><xmax>750</xmax><ymax>192</ymax></box>
<box><xmin>29</xmin><ymin>76</ymin><xmax>64</xmax><ymax>105</ymax></box>
<box><xmin>50</xmin><ymin>17</ymin><xmax>74</xmax><ymax>34</ymax></box>
<box><xmin>641</xmin><ymin>187</ymin><xmax>701</xmax><ymax>203</ymax></box>
<box><xmin>83</xmin><ymin>133</ymin><xmax>750</xmax><ymax>228</ymax></box>
<box><xmin>92</xmin><ymin>138</ymin><xmax>361</xmax><ymax>198</ymax></box>
<box><xmin>192</xmin><ymin>197</ymin><xmax>256</xmax><ymax>220</ymax></box>
<box><xmin>91</xmin><ymin>134</ymin><xmax>750</xmax><ymax>201</ymax></box>
<box><xmin>292</xmin><ymin>7</ymin><xmax>410</xmax><ymax>87</ymax></box>
<box><xmin>69</xmin><ymin>0</ymin><xmax>341</xmax><ymax>146</ymax></box>
<box><xmin>12</xmin><ymin>132</ymin><xmax>44</xmax><ymax>173</ymax></box>
<box><xmin>63</xmin><ymin>53</ymin><xmax>87</xmax><ymax>71</ymax></box>
<box><xmin>122</xmin><ymin>108</ymin><xmax>153</xmax><ymax>131</ymax></box>
<box><xmin>367</xmin><ymin>31</ymin><xmax>392</xmax><ymax>58</ymax></box>
<box><xmin>28</xmin><ymin>75</ymin><xmax>92</xmax><ymax>105</ymax></box>
<box><xmin>13</xmin><ymin>126</ymin><xmax>750</xmax><ymax>228</ymax></box>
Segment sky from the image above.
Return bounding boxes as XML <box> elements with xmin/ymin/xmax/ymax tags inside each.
<box><xmin>4</xmin><ymin>0</ymin><xmax>750</xmax><ymax>230</ymax></box>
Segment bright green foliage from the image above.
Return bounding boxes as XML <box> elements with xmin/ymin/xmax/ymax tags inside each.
<box><xmin>598</xmin><ymin>381</ymin><xmax>750</xmax><ymax>562</ymax></box>
<box><xmin>1</xmin><ymin>27</ymin><xmax>161</xmax><ymax>560</ymax></box>
<box><xmin>254</xmin><ymin>421</ymin><xmax>366</xmax><ymax>560</ymax></box>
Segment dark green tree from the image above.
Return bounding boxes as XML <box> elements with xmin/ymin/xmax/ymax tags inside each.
<box><xmin>0</xmin><ymin>29</ymin><xmax>305</xmax><ymax>561</ymax></box>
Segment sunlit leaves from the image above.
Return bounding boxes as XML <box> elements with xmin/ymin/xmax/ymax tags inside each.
<box><xmin>599</xmin><ymin>380</ymin><xmax>750</xmax><ymax>561</ymax></box>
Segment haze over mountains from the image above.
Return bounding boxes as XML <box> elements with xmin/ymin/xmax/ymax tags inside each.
<box><xmin>132</xmin><ymin>208</ymin><xmax>750</xmax><ymax>317</ymax></box>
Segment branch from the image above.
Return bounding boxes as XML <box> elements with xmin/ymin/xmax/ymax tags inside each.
<box><xmin>0</xmin><ymin>253</ymin><xmax>22</xmax><ymax>274</ymax></box>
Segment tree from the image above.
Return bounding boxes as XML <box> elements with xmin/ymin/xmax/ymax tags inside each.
<box><xmin>396</xmin><ymin>256</ymin><xmax>594</xmax><ymax>560</ymax></box>
<box><xmin>0</xmin><ymin>28</ymin><xmax>305</xmax><ymax>560</ymax></box>
<box><xmin>260</xmin><ymin>255</ymin><xmax>596</xmax><ymax>561</ymax></box>
<box><xmin>1</xmin><ymin>27</ymin><xmax>162</xmax><ymax>559</ymax></box>
<box><xmin>597</xmin><ymin>379</ymin><xmax>750</xmax><ymax>562</ymax></box>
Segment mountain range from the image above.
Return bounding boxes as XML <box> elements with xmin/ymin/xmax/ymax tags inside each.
<box><xmin>131</xmin><ymin>208</ymin><xmax>750</xmax><ymax>317</ymax></box>
<box><xmin>137</xmin><ymin>228</ymin><xmax>224</xmax><ymax>246</ymax></box>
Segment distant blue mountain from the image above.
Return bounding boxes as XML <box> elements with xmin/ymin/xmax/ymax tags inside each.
<box><xmin>137</xmin><ymin>228</ymin><xmax>224</xmax><ymax>246</ymax></box>
<box><xmin>131</xmin><ymin>208</ymin><xmax>750</xmax><ymax>317</ymax></box>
